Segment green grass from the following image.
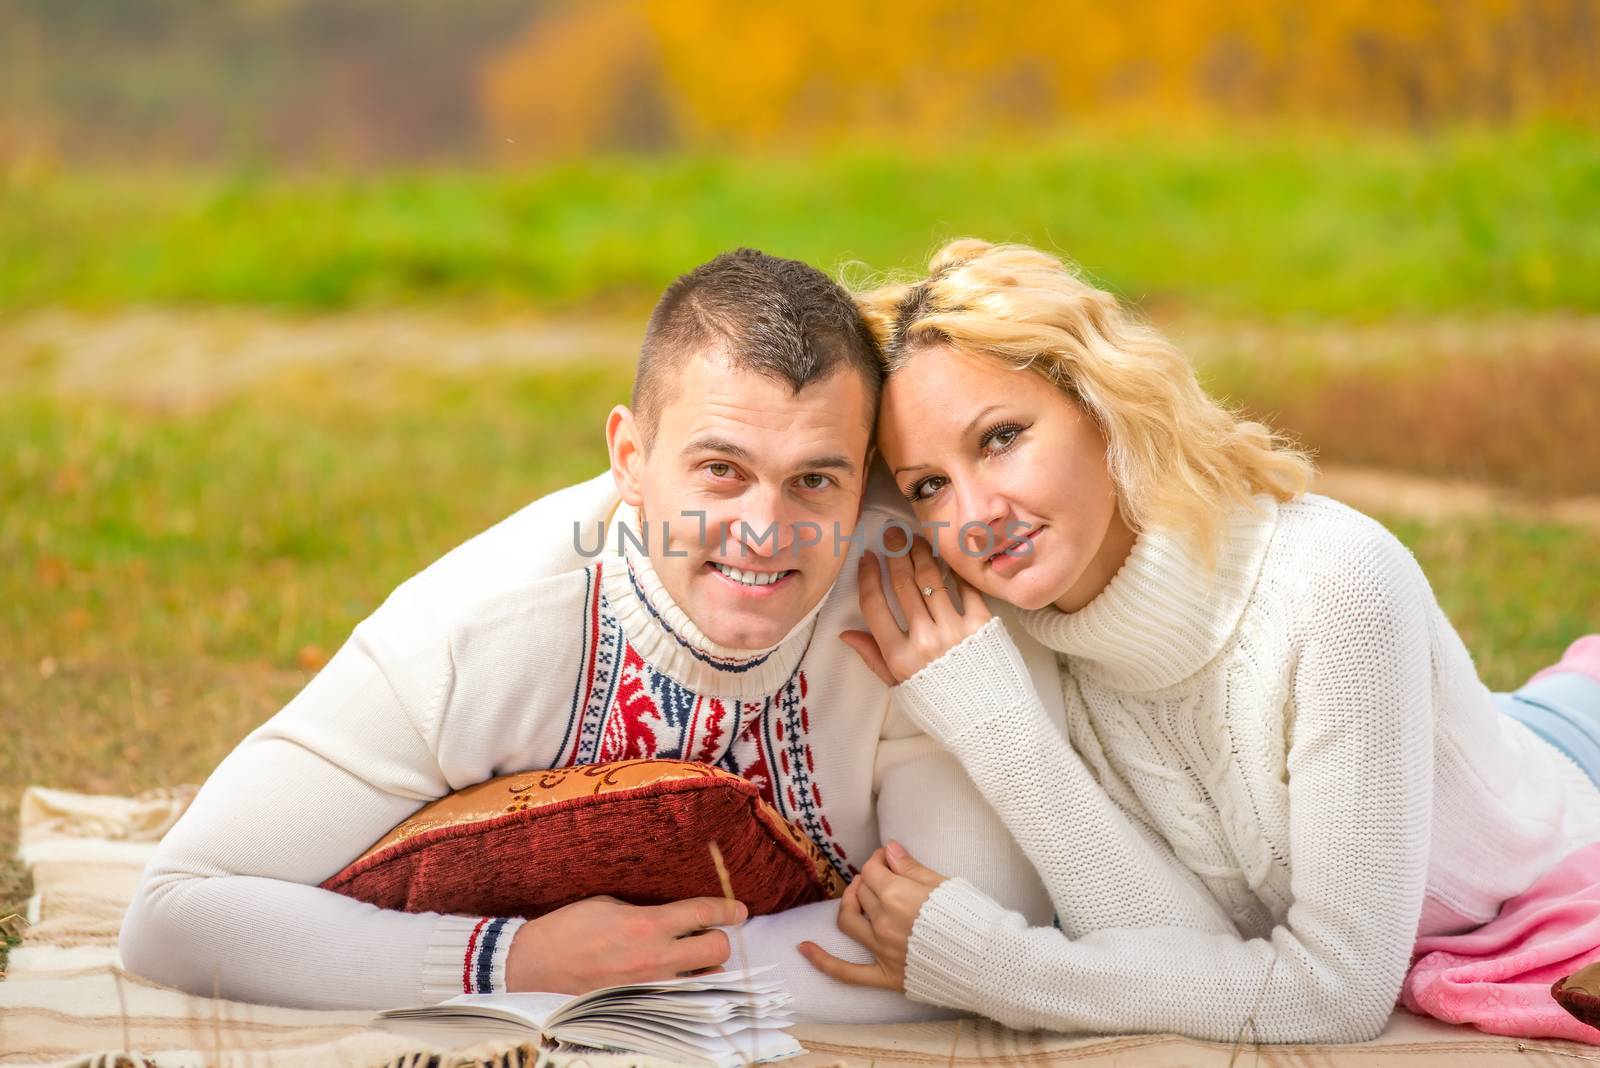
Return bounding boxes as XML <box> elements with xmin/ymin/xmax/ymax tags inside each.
<box><xmin>4</xmin><ymin>124</ymin><xmax>1597</xmax><ymax>316</ymax></box>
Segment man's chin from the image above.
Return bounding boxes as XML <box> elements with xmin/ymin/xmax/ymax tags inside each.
<box><xmin>691</xmin><ymin>586</ymin><xmax>814</xmax><ymax>651</ymax></box>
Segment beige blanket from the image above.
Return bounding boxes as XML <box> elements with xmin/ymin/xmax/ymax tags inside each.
<box><xmin>3</xmin><ymin>786</ymin><xmax>1592</xmax><ymax>1067</ymax></box>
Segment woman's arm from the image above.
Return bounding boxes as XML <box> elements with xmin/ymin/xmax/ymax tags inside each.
<box><xmin>887</xmin><ymin>537</ymin><xmax>1435</xmax><ymax>1043</ymax></box>
<box><xmin>839</xmin><ymin>542</ymin><xmax>1240</xmax><ymax>938</ymax></box>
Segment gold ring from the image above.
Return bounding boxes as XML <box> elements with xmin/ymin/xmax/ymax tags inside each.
<box><xmin>920</xmin><ymin>585</ymin><xmax>947</xmax><ymax>598</ymax></box>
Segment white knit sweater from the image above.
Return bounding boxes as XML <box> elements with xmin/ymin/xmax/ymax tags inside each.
<box><xmin>120</xmin><ymin>470</ymin><xmax>1064</xmax><ymax>1021</ymax></box>
<box><xmin>893</xmin><ymin>493</ymin><xmax>1600</xmax><ymax>1043</ymax></box>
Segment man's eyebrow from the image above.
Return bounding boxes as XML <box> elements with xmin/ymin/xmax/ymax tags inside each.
<box><xmin>893</xmin><ymin>404</ymin><xmax>1003</xmax><ymax>476</ymax></box>
<box><xmin>683</xmin><ymin>436</ymin><xmax>753</xmax><ymax>461</ymax></box>
<box><xmin>683</xmin><ymin>437</ymin><xmax>855</xmax><ymax>475</ymax></box>
<box><xmin>805</xmin><ymin>454</ymin><xmax>857</xmax><ymax>474</ymax></box>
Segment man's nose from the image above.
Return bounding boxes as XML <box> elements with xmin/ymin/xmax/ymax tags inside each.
<box><xmin>735</xmin><ymin>486</ymin><xmax>789</xmax><ymax>558</ymax></box>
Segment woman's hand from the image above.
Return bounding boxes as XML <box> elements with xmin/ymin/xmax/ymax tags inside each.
<box><xmin>797</xmin><ymin>840</ymin><xmax>949</xmax><ymax>991</ymax></box>
<box><xmin>840</xmin><ymin>529</ymin><xmax>992</xmax><ymax>685</ymax></box>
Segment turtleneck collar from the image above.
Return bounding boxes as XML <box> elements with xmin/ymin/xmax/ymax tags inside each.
<box><xmin>598</xmin><ymin>500</ymin><xmax>823</xmax><ymax>698</ymax></box>
<box><xmin>1015</xmin><ymin>497</ymin><xmax>1280</xmax><ymax>693</ymax></box>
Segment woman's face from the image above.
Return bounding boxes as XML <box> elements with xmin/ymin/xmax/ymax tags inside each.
<box><xmin>877</xmin><ymin>345</ymin><xmax>1131</xmax><ymax>613</ymax></box>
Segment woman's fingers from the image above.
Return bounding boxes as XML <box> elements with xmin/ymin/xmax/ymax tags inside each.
<box><xmin>836</xmin><ymin>891</ymin><xmax>879</xmax><ymax>949</ymax></box>
<box><xmin>909</xmin><ymin>538</ymin><xmax>960</xmax><ymax>628</ymax></box>
<box><xmin>858</xmin><ymin>848</ymin><xmax>895</xmax><ymax>895</ymax></box>
<box><xmin>838</xmin><ymin>630</ymin><xmax>896</xmax><ymax>686</ymax></box>
<box><xmin>882</xmin><ymin>531</ymin><xmax>933</xmax><ymax>630</ymax></box>
<box><xmin>856</xmin><ymin>877</ymin><xmax>883</xmax><ymax>922</ymax></box>
<box><xmin>947</xmin><ymin>568</ymin><xmax>993</xmax><ymax>627</ymax></box>
<box><xmin>885</xmin><ymin>840</ymin><xmax>948</xmax><ymax>887</ymax></box>
<box><xmin>797</xmin><ymin>941</ymin><xmax>893</xmax><ymax>988</ymax></box>
<box><xmin>841</xmin><ymin>876</ymin><xmax>862</xmax><ymax>915</ymax></box>
<box><xmin>857</xmin><ymin>554</ymin><xmax>906</xmax><ymax>643</ymax></box>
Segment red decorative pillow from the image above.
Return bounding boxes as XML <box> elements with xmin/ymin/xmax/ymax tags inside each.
<box><xmin>322</xmin><ymin>759</ymin><xmax>846</xmax><ymax>919</ymax></box>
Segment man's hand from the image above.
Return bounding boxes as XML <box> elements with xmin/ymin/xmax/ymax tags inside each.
<box><xmin>505</xmin><ymin>895</ymin><xmax>748</xmax><ymax>994</ymax></box>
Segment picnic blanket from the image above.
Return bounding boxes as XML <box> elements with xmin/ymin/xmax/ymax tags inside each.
<box><xmin>5</xmin><ymin>787</ymin><xmax>1596</xmax><ymax>1068</ymax></box>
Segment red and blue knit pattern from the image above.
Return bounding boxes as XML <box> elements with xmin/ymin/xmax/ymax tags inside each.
<box><xmin>553</xmin><ymin>561</ymin><xmax>854</xmax><ymax>884</ymax></box>
<box><xmin>462</xmin><ymin>916</ymin><xmax>513</xmax><ymax>993</ymax></box>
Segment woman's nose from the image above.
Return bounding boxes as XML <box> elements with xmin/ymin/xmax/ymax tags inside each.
<box><xmin>957</xmin><ymin>486</ymin><xmax>1008</xmax><ymax>558</ymax></box>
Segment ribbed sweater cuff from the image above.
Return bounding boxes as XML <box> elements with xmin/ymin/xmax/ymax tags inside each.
<box><xmin>420</xmin><ymin>915</ymin><xmax>528</xmax><ymax>1001</ymax></box>
<box><xmin>903</xmin><ymin>876</ymin><xmax>1013</xmax><ymax>1012</ymax></box>
<box><xmin>894</xmin><ymin>616</ymin><xmax>1038</xmax><ymax>745</ymax></box>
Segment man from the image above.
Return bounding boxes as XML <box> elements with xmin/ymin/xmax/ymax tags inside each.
<box><xmin>119</xmin><ymin>249</ymin><xmax>1054</xmax><ymax>1020</ymax></box>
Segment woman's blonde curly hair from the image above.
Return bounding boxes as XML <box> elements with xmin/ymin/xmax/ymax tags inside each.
<box><xmin>855</xmin><ymin>239</ymin><xmax>1313</xmax><ymax>557</ymax></box>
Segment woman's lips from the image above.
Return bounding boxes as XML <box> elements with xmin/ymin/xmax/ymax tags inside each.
<box><xmin>986</xmin><ymin>527</ymin><xmax>1044</xmax><ymax>572</ymax></box>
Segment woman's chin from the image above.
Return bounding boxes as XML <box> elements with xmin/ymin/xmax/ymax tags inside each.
<box><xmin>963</xmin><ymin>567</ymin><xmax>1068</xmax><ymax>614</ymax></box>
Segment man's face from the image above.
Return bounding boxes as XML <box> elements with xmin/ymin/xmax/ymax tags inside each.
<box><xmin>614</xmin><ymin>348</ymin><xmax>874</xmax><ymax>650</ymax></box>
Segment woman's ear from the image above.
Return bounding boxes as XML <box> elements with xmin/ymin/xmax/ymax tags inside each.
<box><xmin>605</xmin><ymin>405</ymin><xmax>646</xmax><ymax>508</ymax></box>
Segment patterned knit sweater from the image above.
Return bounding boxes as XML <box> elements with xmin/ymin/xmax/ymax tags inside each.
<box><xmin>119</xmin><ymin>471</ymin><xmax>1061</xmax><ymax>1020</ymax></box>
<box><xmin>893</xmin><ymin>493</ymin><xmax>1600</xmax><ymax>1043</ymax></box>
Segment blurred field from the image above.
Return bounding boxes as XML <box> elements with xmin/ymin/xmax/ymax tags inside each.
<box><xmin>5</xmin><ymin>126</ymin><xmax>1598</xmax><ymax>317</ymax></box>
<box><xmin>1194</xmin><ymin>315</ymin><xmax>1600</xmax><ymax>497</ymax></box>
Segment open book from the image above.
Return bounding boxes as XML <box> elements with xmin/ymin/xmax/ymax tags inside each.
<box><xmin>373</xmin><ymin>966</ymin><xmax>803</xmax><ymax>1066</ymax></box>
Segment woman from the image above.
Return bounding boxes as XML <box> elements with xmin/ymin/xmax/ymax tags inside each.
<box><xmin>797</xmin><ymin>239</ymin><xmax>1600</xmax><ymax>1042</ymax></box>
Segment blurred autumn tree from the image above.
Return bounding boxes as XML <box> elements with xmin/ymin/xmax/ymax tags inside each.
<box><xmin>483</xmin><ymin>0</ymin><xmax>1599</xmax><ymax>157</ymax></box>
<box><xmin>1</xmin><ymin>0</ymin><xmax>540</xmax><ymax>167</ymax></box>
<box><xmin>3</xmin><ymin>0</ymin><xmax>1595</xmax><ymax>166</ymax></box>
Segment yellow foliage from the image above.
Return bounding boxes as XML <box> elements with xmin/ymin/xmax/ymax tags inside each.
<box><xmin>483</xmin><ymin>0</ymin><xmax>1600</xmax><ymax>154</ymax></box>
<box><xmin>480</xmin><ymin>0</ymin><xmax>670</xmax><ymax>159</ymax></box>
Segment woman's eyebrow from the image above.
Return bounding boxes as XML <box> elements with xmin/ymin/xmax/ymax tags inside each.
<box><xmin>894</xmin><ymin>404</ymin><xmax>1005</xmax><ymax>474</ymax></box>
<box><xmin>961</xmin><ymin>404</ymin><xmax>1003</xmax><ymax>439</ymax></box>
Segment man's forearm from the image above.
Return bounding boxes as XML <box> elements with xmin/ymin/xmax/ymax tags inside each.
<box><xmin>119</xmin><ymin>870</ymin><xmax>522</xmax><ymax>1009</ymax></box>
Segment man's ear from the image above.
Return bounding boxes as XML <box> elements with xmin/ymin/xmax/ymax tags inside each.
<box><xmin>606</xmin><ymin>405</ymin><xmax>646</xmax><ymax>507</ymax></box>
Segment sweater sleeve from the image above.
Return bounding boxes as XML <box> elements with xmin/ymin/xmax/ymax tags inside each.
<box><xmin>118</xmin><ymin>595</ymin><xmax>525</xmax><ymax>1009</ymax></box>
<box><xmin>889</xmin><ymin>540</ymin><xmax>1436</xmax><ymax>1043</ymax></box>
<box><xmin>120</xmin><ymin>478</ymin><xmax>626</xmax><ymax>1009</ymax></box>
<box><xmin>892</xmin><ymin>618</ymin><xmax>1239</xmax><ymax>939</ymax></box>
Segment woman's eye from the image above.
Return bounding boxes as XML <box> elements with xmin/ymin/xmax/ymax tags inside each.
<box><xmin>905</xmin><ymin>476</ymin><xmax>946</xmax><ymax>503</ymax></box>
<box><xmin>984</xmin><ymin>423</ymin><xmax>1025</xmax><ymax>452</ymax></box>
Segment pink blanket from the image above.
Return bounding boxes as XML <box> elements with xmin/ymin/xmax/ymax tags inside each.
<box><xmin>1402</xmin><ymin>840</ymin><xmax>1600</xmax><ymax>1042</ymax></box>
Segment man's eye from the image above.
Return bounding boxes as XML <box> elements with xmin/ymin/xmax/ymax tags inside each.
<box><xmin>798</xmin><ymin>473</ymin><xmax>831</xmax><ymax>490</ymax></box>
<box><xmin>706</xmin><ymin>462</ymin><xmax>733</xmax><ymax>478</ymax></box>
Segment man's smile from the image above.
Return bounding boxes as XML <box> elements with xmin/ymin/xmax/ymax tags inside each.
<box><xmin>706</xmin><ymin>560</ymin><xmax>800</xmax><ymax>594</ymax></box>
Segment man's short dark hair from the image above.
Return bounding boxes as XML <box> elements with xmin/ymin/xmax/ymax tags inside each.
<box><xmin>632</xmin><ymin>248</ymin><xmax>882</xmax><ymax>447</ymax></box>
